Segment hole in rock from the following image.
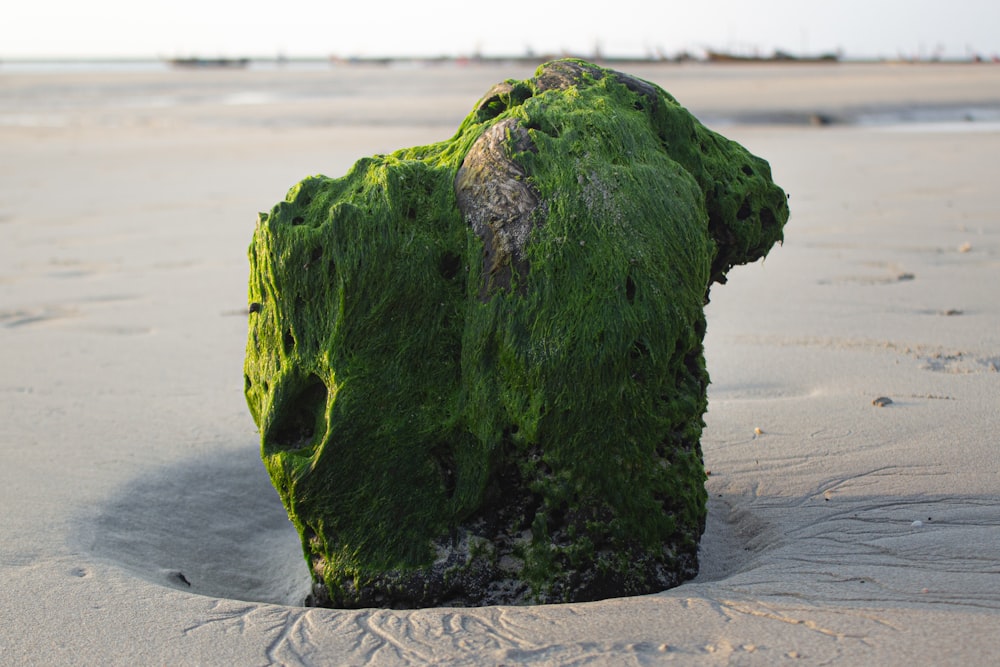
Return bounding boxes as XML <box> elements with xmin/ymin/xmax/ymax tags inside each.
<box><xmin>741</xmin><ymin>165</ymin><xmax>754</xmax><ymax>176</ymax></box>
<box><xmin>625</xmin><ymin>275</ymin><xmax>637</xmax><ymax>305</ymax></box>
<box><xmin>283</xmin><ymin>329</ymin><xmax>295</xmax><ymax>355</ymax></box>
<box><xmin>291</xmin><ymin>216</ymin><xmax>305</xmax><ymax>226</ymax></box>
<box><xmin>484</xmin><ymin>101</ymin><xmax>506</xmax><ymax>119</ymax></box>
<box><xmin>760</xmin><ymin>206</ymin><xmax>777</xmax><ymax>228</ymax></box>
<box><xmin>736</xmin><ymin>197</ymin><xmax>753</xmax><ymax>221</ymax></box>
<box><xmin>438</xmin><ymin>251</ymin><xmax>462</xmax><ymax>281</ymax></box>
<box><xmin>267</xmin><ymin>375</ymin><xmax>327</xmax><ymax>451</ymax></box>
<box><xmin>477</xmin><ymin>95</ymin><xmax>508</xmax><ymax>121</ymax></box>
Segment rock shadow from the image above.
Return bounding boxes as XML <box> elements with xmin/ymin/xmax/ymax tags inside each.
<box><xmin>76</xmin><ymin>444</ymin><xmax>770</xmax><ymax>607</ymax></box>
<box><xmin>77</xmin><ymin>445</ymin><xmax>311</xmax><ymax>606</ymax></box>
<box><xmin>694</xmin><ymin>494</ymin><xmax>780</xmax><ymax>583</ymax></box>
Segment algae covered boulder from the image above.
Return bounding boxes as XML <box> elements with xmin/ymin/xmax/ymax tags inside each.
<box><xmin>245</xmin><ymin>59</ymin><xmax>788</xmax><ymax>608</ymax></box>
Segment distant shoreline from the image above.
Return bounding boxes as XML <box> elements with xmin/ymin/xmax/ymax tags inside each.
<box><xmin>2</xmin><ymin>52</ymin><xmax>999</xmax><ymax>74</ymax></box>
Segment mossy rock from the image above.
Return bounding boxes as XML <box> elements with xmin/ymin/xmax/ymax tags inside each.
<box><xmin>245</xmin><ymin>59</ymin><xmax>788</xmax><ymax>608</ymax></box>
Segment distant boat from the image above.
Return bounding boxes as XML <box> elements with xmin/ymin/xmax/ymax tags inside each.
<box><xmin>167</xmin><ymin>57</ymin><xmax>251</xmax><ymax>69</ymax></box>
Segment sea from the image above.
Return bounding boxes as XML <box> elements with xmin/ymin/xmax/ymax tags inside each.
<box><xmin>3</xmin><ymin>58</ymin><xmax>1000</xmax><ymax>132</ymax></box>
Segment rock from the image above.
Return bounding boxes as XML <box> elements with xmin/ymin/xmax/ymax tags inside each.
<box><xmin>244</xmin><ymin>59</ymin><xmax>789</xmax><ymax>608</ymax></box>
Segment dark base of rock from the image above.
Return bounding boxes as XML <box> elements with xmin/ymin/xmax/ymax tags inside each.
<box><xmin>301</xmin><ymin>456</ymin><xmax>702</xmax><ymax>608</ymax></box>
<box><xmin>303</xmin><ymin>527</ymin><xmax>698</xmax><ymax>609</ymax></box>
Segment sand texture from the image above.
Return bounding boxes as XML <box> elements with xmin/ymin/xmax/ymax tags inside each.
<box><xmin>1</xmin><ymin>62</ymin><xmax>999</xmax><ymax>665</ymax></box>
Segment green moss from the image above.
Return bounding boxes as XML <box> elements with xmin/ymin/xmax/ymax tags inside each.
<box><xmin>245</xmin><ymin>59</ymin><xmax>788</xmax><ymax>607</ymax></box>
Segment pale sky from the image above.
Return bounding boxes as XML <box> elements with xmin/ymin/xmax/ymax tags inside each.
<box><xmin>3</xmin><ymin>0</ymin><xmax>999</xmax><ymax>60</ymax></box>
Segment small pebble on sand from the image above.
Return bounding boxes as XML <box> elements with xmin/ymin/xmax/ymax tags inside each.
<box><xmin>872</xmin><ymin>396</ymin><xmax>893</xmax><ymax>407</ymax></box>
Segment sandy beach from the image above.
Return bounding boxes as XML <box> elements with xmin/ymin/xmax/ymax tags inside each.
<box><xmin>2</xmin><ymin>61</ymin><xmax>999</xmax><ymax>665</ymax></box>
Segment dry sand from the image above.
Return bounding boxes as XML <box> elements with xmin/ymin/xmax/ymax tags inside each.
<box><xmin>1</xmin><ymin>62</ymin><xmax>999</xmax><ymax>665</ymax></box>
